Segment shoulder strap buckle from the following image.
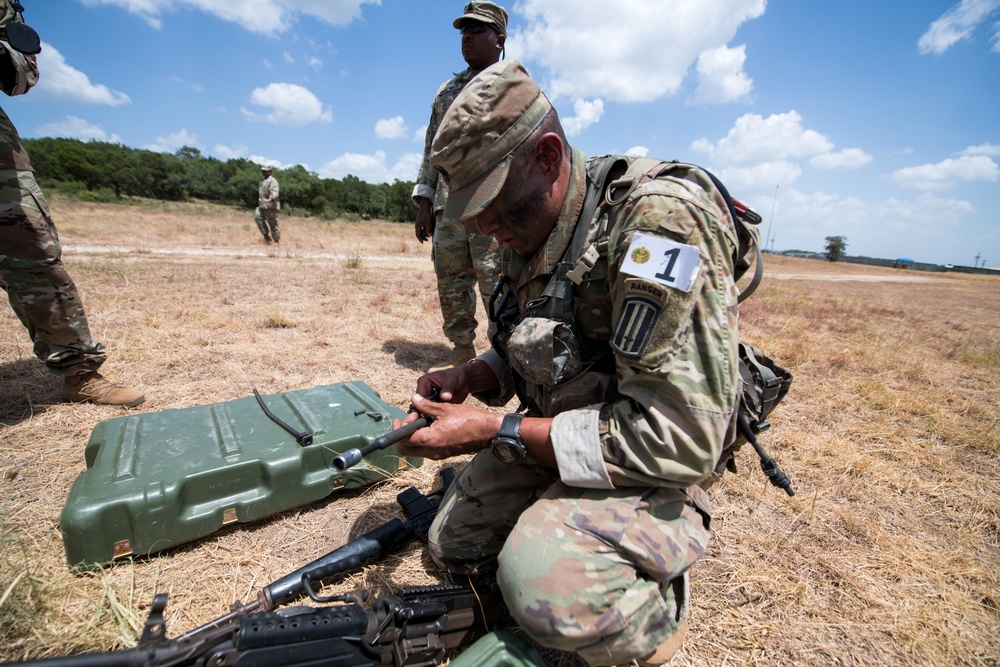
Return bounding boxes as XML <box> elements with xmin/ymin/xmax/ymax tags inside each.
<box><xmin>566</xmin><ymin>244</ymin><xmax>601</xmax><ymax>285</ymax></box>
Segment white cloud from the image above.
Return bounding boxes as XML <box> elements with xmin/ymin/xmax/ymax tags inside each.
<box><xmin>32</xmin><ymin>43</ymin><xmax>130</xmax><ymax>106</ymax></box>
<box><xmin>81</xmin><ymin>0</ymin><xmax>380</xmax><ymax>35</ymax></box>
<box><xmin>956</xmin><ymin>143</ymin><xmax>1000</xmax><ymax>156</ymax></box>
<box><xmin>507</xmin><ymin>0</ymin><xmax>764</xmax><ymax>103</ymax></box>
<box><xmin>890</xmin><ymin>155</ymin><xmax>1000</xmax><ymax>191</ymax></box>
<box><xmin>242</xmin><ymin>83</ymin><xmax>333</xmax><ymax>127</ymax></box>
<box><xmin>918</xmin><ymin>0</ymin><xmax>1000</xmax><ymax>54</ymax></box>
<box><xmin>413</xmin><ymin>125</ymin><xmax>428</xmax><ymax>143</ymax></box>
<box><xmin>562</xmin><ymin>99</ymin><xmax>604</xmax><ymax>136</ymax></box>
<box><xmin>145</xmin><ymin>129</ymin><xmax>201</xmax><ymax>153</ymax></box>
<box><xmin>307</xmin><ymin>56</ymin><xmax>323</xmax><ymax>69</ymax></box>
<box><xmin>213</xmin><ymin>143</ymin><xmax>249</xmax><ymax>160</ymax></box>
<box><xmin>318</xmin><ymin>150</ymin><xmax>422</xmax><ymax>183</ymax></box>
<box><xmin>717</xmin><ymin>161</ymin><xmax>803</xmax><ymax>192</ymax></box>
<box><xmin>35</xmin><ymin>116</ymin><xmax>123</xmax><ymax>143</ymax></box>
<box><xmin>688</xmin><ymin>44</ymin><xmax>753</xmax><ymax>105</ymax></box>
<box><xmin>375</xmin><ymin>116</ymin><xmax>408</xmax><ymax>139</ymax></box>
<box><xmin>691</xmin><ymin>111</ymin><xmax>834</xmax><ymax>165</ymax></box>
<box><xmin>809</xmin><ymin>148</ymin><xmax>873</xmax><ymax>170</ymax></box>
<box><xmin>625</xmin><ymin>146</ymin><xmax>649</xmax><ymax>157</ymax></box>
<box><xmin>249</xmin><ymin>154</ymin><xmax>293</xmax><ymax>169</ymax></box>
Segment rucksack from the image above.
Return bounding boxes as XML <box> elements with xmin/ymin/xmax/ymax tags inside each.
<box><xmin>585</xmin><ymin>155</ymin><xmax>796</xmax><ymax>495</ymax></box>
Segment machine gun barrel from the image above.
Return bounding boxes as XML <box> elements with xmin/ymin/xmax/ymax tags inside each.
<box><xmin>332</xmin><ymin>418</ymin><xmax>428</xmax><ymax>471</ymax></box>
<box><xmin>333</xmin><ymin>388</ymin><xmax>440</xmax><ymax>471</ymax></box>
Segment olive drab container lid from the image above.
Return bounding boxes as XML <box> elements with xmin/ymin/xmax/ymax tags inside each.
<box><xmin>60</xmin><ymin>382</ymin><xmax>421</xmax><ymax>568</ymax></box>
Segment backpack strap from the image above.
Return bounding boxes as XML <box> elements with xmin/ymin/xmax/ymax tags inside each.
<box><xmin>701</xmin><ymin>170</ymin><xmax>763</xmax><ymax>303</ymax></box>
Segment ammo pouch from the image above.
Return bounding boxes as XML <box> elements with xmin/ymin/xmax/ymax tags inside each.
<box><xmin>507</xmin><ymin>318</ymin><xmax>584</xmax><ymax>386</ymax></box>
<box><xmin>489</xmin><ymin>278</ymin><xmax>616</xmax><ymax>417</ymax></box>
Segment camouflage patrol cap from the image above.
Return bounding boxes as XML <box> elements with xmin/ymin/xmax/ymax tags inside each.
<box><xmin>431</xmin><ymin>60</ymin><xmax>551</xmax><ymax>224</ymax></box>
<box><xmin>453</xmin><ymin>1</ymin><xmax>508</xmax><ymax>36</ymax></box>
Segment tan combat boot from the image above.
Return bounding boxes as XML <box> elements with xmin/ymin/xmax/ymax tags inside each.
<box><xmin>636</xmin><ymin>620</ymin><xmax>688</xmax><ymax>666</ymax></box>
<box><xmin>428</xmin><ymin>344</ymin><xmax>477</xmax><ymax>373</ymax></box>
<box><xmin>63</xmin><ymin>372</ymin><xmax>145</xmax><ymax>407</ymax></box>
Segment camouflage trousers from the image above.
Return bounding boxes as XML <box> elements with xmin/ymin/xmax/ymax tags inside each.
<box><xmin>0</xmin><ymin>170</ymin><xmax>106</xmax><ymax>375</ymax></box>
<box><xmin>428</xmin><ymin>451</ymin><xmax>712</xmax><ymax>665</ymax></box>
<box><xmin>431</xmin><ymin>214</ymin><xmax>499</xmax><ymax>347</ymax></box>
<box><xmin>255</xmin><ymin>206</ymin><xmax>280</xmax><ymax>242</ymax></box>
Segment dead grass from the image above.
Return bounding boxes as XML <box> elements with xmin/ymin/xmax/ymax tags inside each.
<box><xmin>1</xmin><ymin>197</ymin><xmax>998</xmax><ymax>666</ymax></box>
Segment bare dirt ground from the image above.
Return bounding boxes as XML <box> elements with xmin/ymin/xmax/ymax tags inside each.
<box><xmin>2</xmin><ymin>198</ymin><xmax>998</xmax><ymax>666</ymax></box>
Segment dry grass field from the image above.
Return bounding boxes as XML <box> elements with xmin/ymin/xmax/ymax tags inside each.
<box><xmin>1</xmin><ymin>197</ymin><xmax>998</xmax><ymax>666</ymax></box>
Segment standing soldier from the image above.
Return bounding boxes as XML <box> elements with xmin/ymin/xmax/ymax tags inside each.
<box><xmin>0</xmin><ymin>1</ymin><xmax>144</xmax><ymax>407</ymax></box>
<box><xmin>412</xmin><ymin>2</ymin><xmax>506</xmax><ymax>372</ymax></box>
<box><xmin>256</xmin><ymin>166</ymin><xmax>280</xmax><ymax>244</ymax></box>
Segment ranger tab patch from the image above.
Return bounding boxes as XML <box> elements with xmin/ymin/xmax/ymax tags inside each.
<box><xmin>620</xmin><ymin>232</ymin><xmax>701</xmax><ymax>292</ymax></box>
<box><xmin>612</xmin><ymin>296</ymin><xmax>661</xmax><ymax>358</ymax></box>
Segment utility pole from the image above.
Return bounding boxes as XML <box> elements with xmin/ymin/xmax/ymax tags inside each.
<box><xmin>975</xmin><ymin>252</ymin><xmax>981</xmax><ymax>268</ymax></box>
<box><xmin>765</xmin><ymin>185</ymin><xmax>778</xmax><ymax>254</ymax></box>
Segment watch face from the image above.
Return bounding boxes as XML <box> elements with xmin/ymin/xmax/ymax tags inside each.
<box><xmin>491</xmin><ymin>438</ymin><xmax>526</xmax><ymax>464</ymax></box>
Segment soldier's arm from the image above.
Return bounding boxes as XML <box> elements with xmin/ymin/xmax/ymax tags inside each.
<box><xmin>550</xmin><ymin>179</ymin><xmax>740</xmax><ymax>489</ymax></box>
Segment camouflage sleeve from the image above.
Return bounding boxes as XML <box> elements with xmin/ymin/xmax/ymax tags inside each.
<box><xmin>0</xmin><ymin>41</ymin><xmax>38</xmax><ymax>97</ymax></box>
<box><xmin>550</xmin><ymin>169</ymin><xmax>741</xmax><ymax>489</ymax></box>
<box><xmin>0</xmin><ymin>0</ymin><xmax>38</xmax><ymax>97</ymax></box>
<box><xmin>411</xmin><ymin>80</ymin><xmax>449</xmax><ymax>204</ymax></box>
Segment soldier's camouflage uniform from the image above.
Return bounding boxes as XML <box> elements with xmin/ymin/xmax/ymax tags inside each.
<box><xmin>412</xmin><ymin>68</ymin><xmax>500</xmax><ymax>348</ymax></box>
<box><xmin>0</xmin><ymin>10</ymin><xmax>107</xmax><ymax>376</ymax></box>
<box><xmin>256</xmin><ymin>173</ymin><xmax>280</xmax><ymax>243</ymax></box>
<box><xmin>429</xmin><ymin>147</ymin><xmax>741</xmax><ymax>664</ymax></box>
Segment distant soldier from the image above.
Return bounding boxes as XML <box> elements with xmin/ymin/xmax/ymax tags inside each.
<box><xmin>256</xmin><ymin>166</ymin><xmax>280</xmax><ymax>244</ymax></box>
<box><xmin>412</xmin><ymin>2</ymin><xmax>506</xmax><ymax>372</ymax></box>
<box><xmin>0</xmin><ymin>0</ymin><xmax>144</xmax><ymax>406</ymax></box>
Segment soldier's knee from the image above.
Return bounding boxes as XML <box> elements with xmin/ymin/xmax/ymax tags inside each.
<box><xmin>497</xmin><ymin>520</ymin><xmax>685</xmax><ymax>665</ymax></box>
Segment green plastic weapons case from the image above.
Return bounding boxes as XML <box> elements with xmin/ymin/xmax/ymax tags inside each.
<box><xmin>60</xmin><ymin>382</ymin><xmax>420</xmax><ymax>567</ymax></box>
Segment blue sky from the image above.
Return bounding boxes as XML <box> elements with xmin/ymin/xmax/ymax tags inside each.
<box><xmin>8</xmin><ymin>0</ymin><xmax>999</xmax><ymax>267</ymax></box>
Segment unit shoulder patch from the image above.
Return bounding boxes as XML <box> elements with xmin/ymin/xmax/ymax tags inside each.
<box><xmin>611</xmin><ymin>296</ymin><xmax>662</xmax><ymax>358</ymax></box>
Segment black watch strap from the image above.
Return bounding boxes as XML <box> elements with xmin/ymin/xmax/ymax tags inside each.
<box><xmin>491</xmin><ymin>413</ymin><xmax>526</xmax><ymax>464</ymax></box>
<box><xmin>497</xmin><ymin>412</ymin><xmax>523</xmax><ymax>440</ymax></box>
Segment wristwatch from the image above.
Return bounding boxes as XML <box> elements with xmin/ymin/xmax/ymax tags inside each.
<box><xmin>490</xmin><ymin>413</ymin><xmax>527</xmax><ymax>464</ymax></box>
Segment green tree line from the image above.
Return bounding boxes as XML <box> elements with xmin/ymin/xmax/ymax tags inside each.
<box><xmin>23</xmin><ymin>137</ymin><xmax>419</xmax><ymax>223</ymax></box>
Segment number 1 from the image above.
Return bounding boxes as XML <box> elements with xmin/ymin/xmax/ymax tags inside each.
<box><xmin>654</xmin><ymin>248</ymin><xmax>680</xmax><ymax>283</ymax></box>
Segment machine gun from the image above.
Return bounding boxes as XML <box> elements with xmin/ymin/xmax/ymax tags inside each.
<box><xmin>5</xmin><ymin>469</ymin><xmax>507</xmax><ymax>667</ymax></box>
<box><xmin>8</xmin><ymin>580</ymin><xmax>508</xmax><ymax>667</ymax></box>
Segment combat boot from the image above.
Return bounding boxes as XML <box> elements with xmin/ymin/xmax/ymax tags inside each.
<box><xmin>636</xmin><ymin>620</ymin><xmax>688</xmax><ymax>666</ymax></box>
<box><xmin>63</xmin><ymin>372</ymin><xmax>145</xmax><ymax>407</ymax></box>
<box><xmin>429</xmin><ymin>344</ymin><xmax>476</xmax><ymax>373</ymax></box>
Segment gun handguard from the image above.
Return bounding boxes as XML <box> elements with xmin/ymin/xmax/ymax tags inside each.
<box><xmin>333</xmin><ymin>387</ymin><xmax>441</xmax><ymax>471</ymax></box>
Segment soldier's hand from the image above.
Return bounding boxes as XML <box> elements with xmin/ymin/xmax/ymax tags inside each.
<box><xmin>393</xmin><ymin>397</ymin><xmax>500</xmax><ymax>460</ymax></box>
<box><xmin>416</xmin><ymin>368</ymin><xmax>471</xmax><ymax>405</ymax></box>
<box><xmin>414</xmin><ymin>198</ymin><xmax>434</xmax><ymax>243</ymax></box>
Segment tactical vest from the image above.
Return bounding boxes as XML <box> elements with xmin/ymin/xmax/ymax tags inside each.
<box><xmin>489</xmin><ymin>155</ymin><xmax>795</xmax><ymax>493</ymax></box>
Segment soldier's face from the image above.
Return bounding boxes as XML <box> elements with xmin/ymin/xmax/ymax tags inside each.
<box><xmin>474</xmin><ymin>164</ymin><xmax>555</xmax><ymax>256</ymax></box>
<box><xmin>461</xmin><ymin>23</ymin><xmax>502</xmax><ymax>70</ymax></box>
